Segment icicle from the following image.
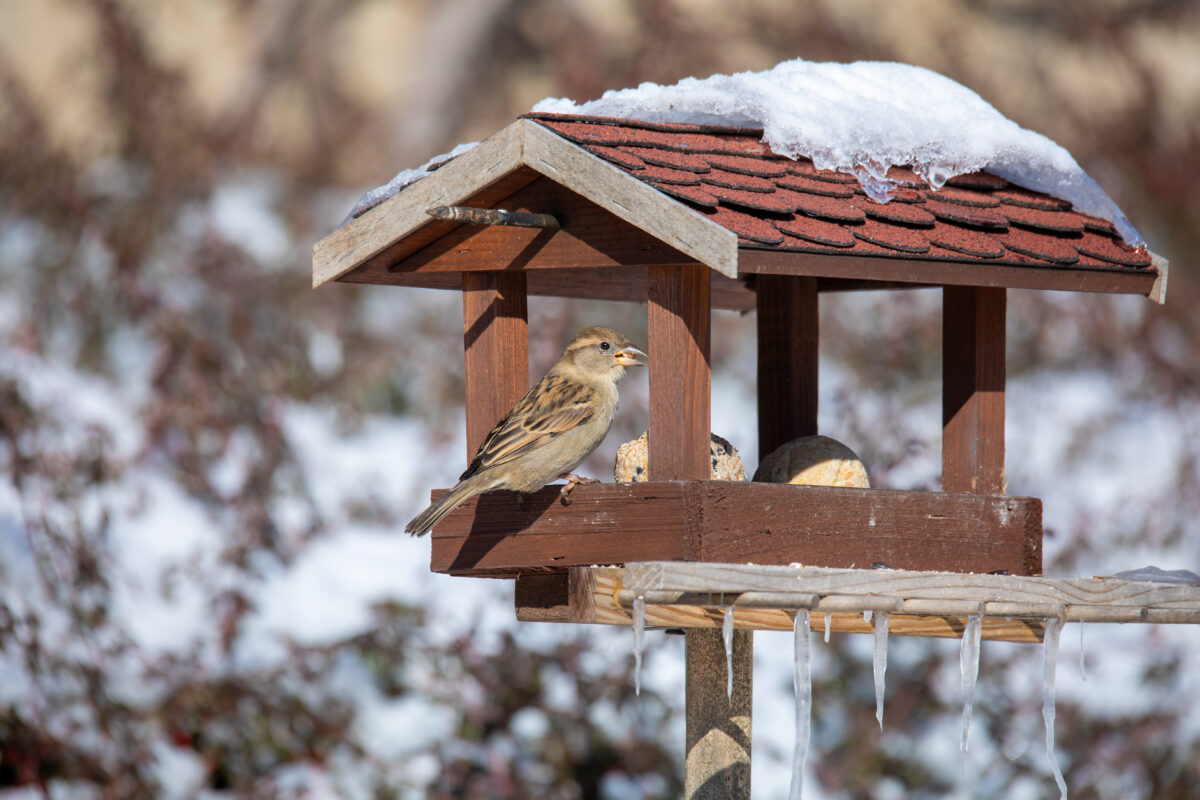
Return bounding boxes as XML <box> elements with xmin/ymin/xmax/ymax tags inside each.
<box><xmin>633</xmin><ymin>595</ymin><xmax>645</xmax><ymax>696</ymax></box>
<box><xmin>1042</xmin><ymin>617</ymin><xmax>1068</xmax><ymax>800</ymax></box>
<box><xmin>824</xmin><ymin>611</ymin><xmax>831</xmax><ymax>643</ymax></box>
<box><xmin>723</xmin><ymin>605</ymin><xmax>735</xmax><ymax>701</ymax></box>
<box><xmin>789</xmin><ymin>610</ymin><xmax>812</xmax><ymax>800</ymax></box>
<box><xmin>960</xmin><ymin>614</ymin><xmax>983</xmax><ymax>778</ymax></box>
<box><xmin>873</xmin><ymin>612</ymin><xmax>889</xmax><ymax>731</ymax></box>
<box><xmin>863</xmin><ymin>609</ymin><xmax>873</xmax><ymax>623</ymax></box>
<box><xmin>1078</xmin><ymin>622</ymin><xmax>1087</xmax><ymax>682</ymax></box>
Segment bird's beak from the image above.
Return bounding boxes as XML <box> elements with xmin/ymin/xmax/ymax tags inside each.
<box><xmin>614</xmin><ymin>346</ymin><xmax>648</xmax><ymax>367</ymax></box>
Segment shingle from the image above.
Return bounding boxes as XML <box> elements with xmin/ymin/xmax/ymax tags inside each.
<box><xmin>997</xmin><ymin>230</ymin><xmax>1080</xmax><ymax>264</ymax></box>
<box><xmin>703</xmin><ymin>169</ymin><xmax>776</xmax><ymax>192</ymax></box>
<box><xmin>775</xmin><ymin>215</ymin><xmax>857</xmax><ymax>247</ymax></box>
<box><xmin>639</xmin><ymin>165</ymin><xmax>703</xmax><ymax>186</ymax></box>
<box><xmin>1005</xmin><ymin>205</ymin><xmax>1087</xmax><ymax>235</ymax></box>
<box><xmin>945</xmin><ymin>172</ymin><xmax>1009</xmax><ymax>191</ymax></box>
<box><xmin>793</xmin><ymin>194</ymin><xmax>867</xmax><ymax>223</ymax></box>
<box><xmin>885</xmin><ymin>167</ymin><xmax>926</xmax><ymax>187</ymax></box>
<box><xmin>712</xmin><ymin>186</ymin><xmax>800</xmax><ymax>214</ymax></box>
<box><xmin>933</xmin><ymin>187</ymin><xmax>1001</xmax><ymax>208</ymax></box>
<box><xmin>852</xmin><ymin>218</ymin><xmax>932</xmax><ymax>253</ymax></box>
<box><xmin>1076</xmin><ymin>234</ymin><xmax>1153</xmax><ymax>267</ymax></box>
<box><xmin>706</xmin><ymin>153</ymin><xmax>790</xmax><ymax>178</ymax></box>
<box><xmin>652</xmin><ymin>182</ymin><xmax>720</xmax><ymax>208</ymax></box>
<box><xmin>788</xmin><ymin>160</ymin><xmax>858</xmax><ymax>183</ymax></box>
<box><xmin>700</xmin><ymin>206</ymin><xmax>786</xmax><ymax>245</ymax></box>
<box><xmin>777</xmin><ymin>173</ymin><xmax>856</xmax><ymax>198</ymax></box>
<box><xmin>925</xmin><ymin>199</ymin><xmax>1009</xmax><ymax>229</ymax></box>
<box><xmin>591</xmin><ymin>146</ymin><xmax>646</xmax><ymax>171</ymax></box>
<box><xmin>993</xmin><ymin>188</ymin><xmax>1072</xmax><ymax>211</ymax></box>
<box><xmin>849</xmin><ymin>195</ymin><xmax>937</xmax><ymax>227</ymax></box>
<box><xmin>928</xmin><ymin>226</ymin><xmax>1006</xmax><ymax>259</ymax></box>
<box><xmin>623</xmin><ymin>147</ymin><xmax>710</xmax><ymax>173</ymax></box>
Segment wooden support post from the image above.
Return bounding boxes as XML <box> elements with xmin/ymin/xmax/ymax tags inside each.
<box><xmin>942</xmin><ymin>286</ymin><xmax>1006</xmax><ymax>494</ymax></box>
<box><xmin>647</xmin><ymin>264</ymin><xmax>711</xmax><ymax>481</ymax></box>
<box><xmin>462</xmin><ymin>272</ymin><xmax>528</xmax><ymax>456</ymax></box>
<box><xmin>756</xmin><ymin>274</ymin><xmax>819</xmax><ymax>456</ymax></box>
<box><xmin>685</xmin><ymin>628</ymin><xmax>752</xmax><ymax>799</ymax></box>
<box><xmin>649</xmin><ymin>264</ymin><xmax>748</xmax><ymax>799</ymax></box>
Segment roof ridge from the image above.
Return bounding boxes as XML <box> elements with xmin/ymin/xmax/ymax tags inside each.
<box><xmin>521</xmin><ymin>111</ymin><xmax>766</xmax><ymax>138</ymax></box>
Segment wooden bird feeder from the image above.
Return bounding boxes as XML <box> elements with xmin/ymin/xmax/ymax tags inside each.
<box><xmin>313</xmin><ymin>113</ymin><xmax>1175</xmax><ymax>798</ymax></box>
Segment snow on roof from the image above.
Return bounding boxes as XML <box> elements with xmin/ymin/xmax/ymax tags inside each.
<box><xmin>351</xmin><ymin>59</ymin><xmax>1143</xmax><ymax>247</ymax></box>
<box><xmin>533</xmin><ymin>59</ymin><xmax>1143</xmax><ymax>246</ymax></box>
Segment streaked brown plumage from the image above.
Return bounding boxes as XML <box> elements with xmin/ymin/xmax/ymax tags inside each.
<box><xmin>405</xmin><ymin>326</ymin><xmax>647</xmax><ymax>536</ymax></box>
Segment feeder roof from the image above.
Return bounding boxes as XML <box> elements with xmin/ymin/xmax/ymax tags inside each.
<box><xmin>313</xmin><ymin>114</ymin><xmax>1166</xmax><ymax>304</ymax></box>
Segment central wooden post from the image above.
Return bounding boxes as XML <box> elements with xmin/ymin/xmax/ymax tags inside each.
<box><xmin>942</xmin><ymin>285</ymin><xmax>1006</xmax><ymax>494</ymax></box>
<box><xmin>649</xmin><ymin>264</ymin><xmax>750</xmax><ymax>799</ymax></box>
<box><xmin>462</xmin><ymin>272</ymin><xmax>528</xmax><ymax>456</ymax></box>
<box><xmin>648</xmin><ymin>264</ymin><xmax>711</xmax><ymax>480</ymax></box>
<box><xmin>756</xmin><ymin>274</ymin><xmax>819</xmax><ymax>455</ymax></box>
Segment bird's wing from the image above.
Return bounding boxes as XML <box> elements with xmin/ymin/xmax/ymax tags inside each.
<box><xmin>461</xmin><ymin>375</ymin><xmax>596</xmax><ymax>478</ymax></box>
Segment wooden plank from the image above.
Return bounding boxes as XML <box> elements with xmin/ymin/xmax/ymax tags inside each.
<box><xmin>622</xmin><ymin>562</ymin><xmax>1200</xmax><ymax>610</ymax></box>
<box><xmin>549</xmin><ymin>566</ymin><xmax>1043</xmax><ymax>642</ymax></box>
<box><xmin>428</xmin><ymin>481</ymin><xmax>1042</xmax><ymax>576</ymax></box>
<box><xmin>462</xmin><ymin>272</ymin><xmax>528</xmax><ymax>456</ymax></box>
<box><xmin>755</xmin><ymin>274</ymin><xmax>818</xmax><ymax>457</ymax></box>
<box><xmin>648</xmin><ymin>264</ymin><xmax>712</xmax><ymax>485</ymax></box>
<box><xmin>738</xmin><ymin>248</ymin><xmax>1159</xmax><ymax>298</ymax></box>
<box><xmin>691</xmin><ymin>482</ymin><xmax>1040</xmax><ymax>574</ymax></box>
<box><xmin>942</xmin><ymin>286</ymin><xmax>1006</xmax><ymax>494</ymax></box>
<box><xmin>428</xmin><ymin>484</ymin><xmax>689</xmax><ymax>575</ymax></box>
<box><xmin>340</xmin><ymin>264</ymin><xmax>757</xmax><ymax>311</ymax></box>
<box><xmin>522</xmin><ymin>120</ymin><xmax>738</xmax><ymax>277</ymax></box>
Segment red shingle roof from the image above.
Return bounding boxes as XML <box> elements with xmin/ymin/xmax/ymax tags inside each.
<box><xmin>522</xmin><ymin>113</ymin><xmax>1152</xmax><ymax>271</ymax></box>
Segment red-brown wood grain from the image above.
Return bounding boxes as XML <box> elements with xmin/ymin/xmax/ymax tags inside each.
<box><xmin>942</xmin><ymin>285</ymin><xmax>1006</xmax><ymax>494</ymax></box>
<box><xmin>755</xmin><ymin>274</ymin><xmax>819</xmax><ymax>457</ymax></box>
<box><xmin>462</xmin><ymin>272</ymin><xmax>528</xmax><ymax>457</ymax></box>
<box><xmin>648</xmin><ymin>264</ymin><xmax>712</xmax><ymax>481</ymax></box>
<box><xmin>428</xmin><ymin>481</ymin><xmax>1042</xmax><ymax>577</ymax></box>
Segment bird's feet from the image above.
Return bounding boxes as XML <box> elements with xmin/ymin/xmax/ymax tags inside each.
<box><xmin>559</xmin><ymin>473</ymin><xmax>598</xmax><ymax>505</ymax></box>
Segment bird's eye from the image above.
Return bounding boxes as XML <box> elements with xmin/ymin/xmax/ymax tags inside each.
<box><xmin>600</xmin><ymin>341</ymin><xmax>611</xmax><ymax>351</ymax></box>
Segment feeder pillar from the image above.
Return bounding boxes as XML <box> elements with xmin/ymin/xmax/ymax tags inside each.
<box><xmin>648</xmin><ymin>263</ymin><xmax>750</xmax><ymax>799</ymax></box>
<box><xmin>462</xmin><ymin>271</ymin><xmax>528</xmax><ymax>455</ymax></box>
<box><xmin>942</xmin><ymin>286</ymin><xmax>1006</xmax><ymax>495</ymax></box>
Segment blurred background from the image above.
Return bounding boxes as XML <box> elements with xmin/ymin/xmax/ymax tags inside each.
<box><xmin>1</xmin><ymin>1</ymin><xmax>1198</xmax><ymax>798</ymax></box>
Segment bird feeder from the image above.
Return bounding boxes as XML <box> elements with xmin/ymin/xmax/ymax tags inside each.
<box><xmin>313</xmin><ymin>113</ymin><xmax>1178</xmax><ymax>798</ymax></box>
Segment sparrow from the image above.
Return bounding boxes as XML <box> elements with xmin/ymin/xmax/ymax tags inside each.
<box><xmin>405</xmin><ymin>326</ymin><xmax>648</xmax><ymax>536</ymax></box>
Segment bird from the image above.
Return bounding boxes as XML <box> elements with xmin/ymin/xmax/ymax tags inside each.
<box><xmin>405</xmin><ymin>326</ymin><xmax>648</xmax><ymax>536</ymax></box>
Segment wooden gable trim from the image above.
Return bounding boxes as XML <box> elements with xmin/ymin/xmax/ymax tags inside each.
<box><xmin>312</xmin><ymin>119</ymin><xmax>739</xmax><ymax>288</ymax></box>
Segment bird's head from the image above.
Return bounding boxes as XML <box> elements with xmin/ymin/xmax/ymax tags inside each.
<box><xmin>563</xmin><ymin>326</ymin><xmax>648</xmax><ymax>380</ymax></box>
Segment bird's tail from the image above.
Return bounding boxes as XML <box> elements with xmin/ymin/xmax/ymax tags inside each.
<box><xmin>405</xmin><ymin>479</ymin><xmax>488</xmax><ymax>536</ymax></box>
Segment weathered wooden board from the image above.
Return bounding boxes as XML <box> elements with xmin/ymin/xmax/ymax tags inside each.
<box><xmin>513</xmin><ymin>566</ymin><xmax>1046</xmax><ymax>642</ymax></box>
<box><xmin>428</xmin><ymin>481</ymin><xmax>1042</xmax><ymax>577</ymax></box>
<box><xmin>622</xmin><ymin>561</ymin><xmax>1200</xmax><ymax>618</ymax></box>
